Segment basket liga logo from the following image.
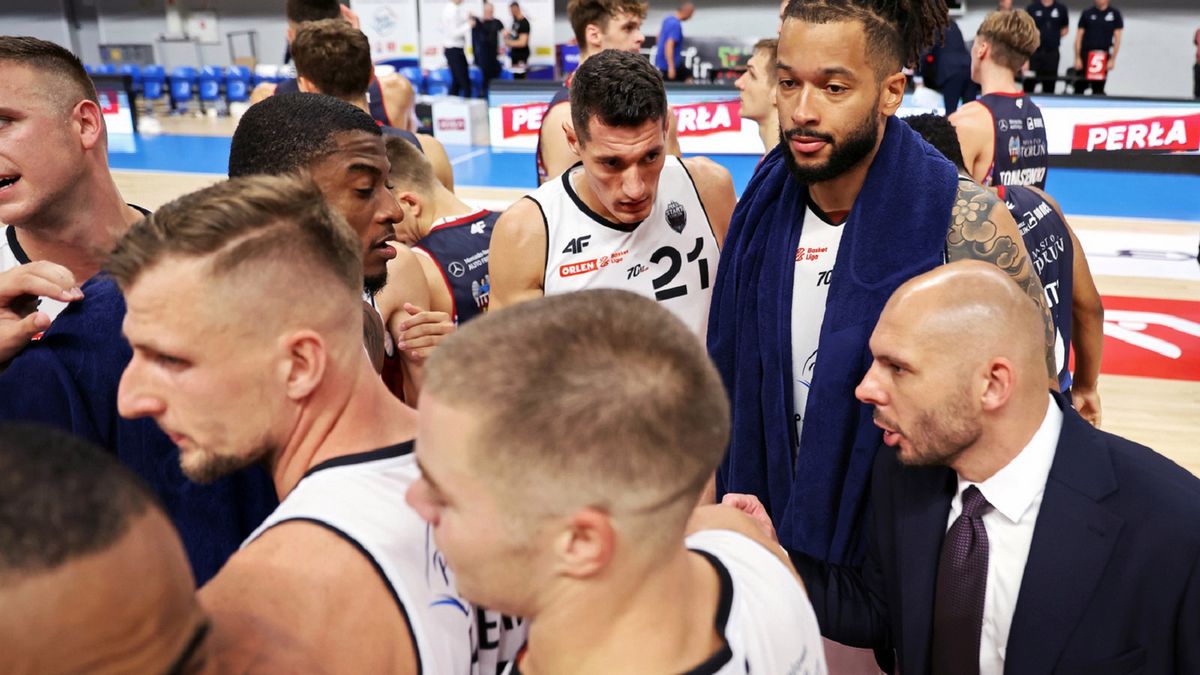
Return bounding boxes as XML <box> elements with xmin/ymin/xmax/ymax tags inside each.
<box><xmin>666</xmin><ymin>201</ymin><xmax>687</xmax><ymax>233</ymax></box>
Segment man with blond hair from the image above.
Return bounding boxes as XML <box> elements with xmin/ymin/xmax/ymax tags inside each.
<box><xmin>734</xmin><ymin>38</ymin><xmax>780</xmax><ymax>155</ymax></box>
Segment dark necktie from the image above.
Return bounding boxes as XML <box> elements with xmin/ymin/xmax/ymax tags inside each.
<box><xmin>932</xmin><ymin>485</ymin><xmax>992</xmax><ymax>675</ymax></box>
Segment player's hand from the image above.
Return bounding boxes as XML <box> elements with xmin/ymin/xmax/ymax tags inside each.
<box><xmin>395</xmin><ymin>303</ymin><xmax>455</xmax><ymax>362</ymax></box>
<box><xmin>1106</xmin><ymin>58</ymin><xmax>1115</xmax><ymax>72</ymax></box>
<box><xmin>1072</xmin><ymin>385</ymin><xmax>1102</xmax><ymax>427</ymax></box>
<box><xmin>1074</xmin><ymin>57</ymin><xmax>1083</xmax><ymax>71</ymax></box>
<box><xmin>667</xmin><ymin>66</ymin><xmax>676</xmax><ymax>80</ymax></box>
<box><xmin>0</xmin><ymin>262</ymin><xmax>82</xmax><ymax>363</ymax></box>
<box><xmin>339</xmin><ymin>4</ymin><xmax>361</xmax><ymax>29</ymax></box>
<box><xmin>721</xmin><ymin>493</ymin><xmax>778</xmax><ymax>543</ymax></box>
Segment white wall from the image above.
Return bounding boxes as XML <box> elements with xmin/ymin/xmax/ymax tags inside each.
<box><xmin>2</xmin><ymin>0</ymin><xmax>73</xmax><ymax>46</ymax></box>
<box><xmin>552</xmin><ymin>0</ymin><xmax>1200</xmax><ymax>98</ymax></box>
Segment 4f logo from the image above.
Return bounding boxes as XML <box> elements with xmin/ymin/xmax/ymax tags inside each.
<box><xmin>562</xmin><ymin>235</ymin><xmax>591</xmax><ymax>255</ymax></box>
<box><xmin>470</xmin><ymin>221</ymin><xmax>486</xmax><ymax>235</ymax></box>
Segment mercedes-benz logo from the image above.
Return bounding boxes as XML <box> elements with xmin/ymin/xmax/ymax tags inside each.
<box><xmin>448</xmin><ymin>261</ymin><xmax>466</xmax><ymax>278</ymax></box>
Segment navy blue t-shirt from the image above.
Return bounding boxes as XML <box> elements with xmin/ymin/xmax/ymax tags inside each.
<box><xmin>978</xmin><ymin>92</ymin><xmax>1049</xmax><ymax>189</ymax></box>
<box><xmin>1078</xmin><ymin>5</ymin><xmax>1124</xmax><ymax>53</ymax></box>
<box><xmin>1026</xmin><ymin>1</ymin><xmax>1070</xmax><ymax>52</ymax></box>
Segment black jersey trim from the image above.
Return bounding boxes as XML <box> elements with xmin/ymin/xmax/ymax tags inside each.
<box><xmin>130</xmin><ymin>203</ymin><xmax>151</xmax><ymax>217</ymax></box>
<box><xmin>6</xmin><ymin>225</ymin><xmax>29</xmax><ymax>264</ymax></box>
<box><xmin>427</xmin><ymin>208</ymin><xmax>491</xmax><ymax>232</ymax></box>
<box><xmin>676</xmin><ymin>157</ymin><xmax>718</xmax><ymax>242</ymax></box>
<box><xmin>264</xmin><ymin>516</ymin><xmax>424</xmax><ymax>675</ymax></box>
<box><xmin>561</xmin><ymin>164</ymin><xmax>644</xmax><ymax>233</ymax></box>
<box><xmin>302</xmin><ymin>441</ymin><xmax>414</xmax><ymax>479</ymax></box>
<box><xmin>678</xmin><ymin>548</ymin><xmax>735</xmax><ymax>675</ymax></box>
<box><xmin>524</xmin><ymin>195</ymin><xmax>552</xmax><ymax>292</ymax></box>
<box><xmin>804</xmin><ymin>197</ymin><xmax>848</xmax><ymax>228</ymax></box>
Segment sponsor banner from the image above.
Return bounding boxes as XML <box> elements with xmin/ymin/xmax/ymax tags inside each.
<box><xmin>673</xmin><ymin>100</ymin><xmax>742</xmax><ymax>137</ymax></box>
<box><xmin>356</xmin><ymin>0</ymin><xmax>421</xmax><ymax>61</ymax></box>
<box><xmin>1088</xmin><ymin>296</ymin><xmax>1200</xmax><ymax>382</ymax></box>
<box><xmin>1070</xmin><ymin>113</ymin><xmax>1200</xmax><ymax>154</ymax></box>
<box><xmin>1085</xmin><ymin>50</ymin><xmax>1108</xmax><ymax>82</ymax></box>
<box><xmin>418</xmin><ymin>0</ymin><xmax>555</xmax><ymax>71</ymax></box>
<box><xmin>642</xmin><ymin>36</ymin><xmax>760</xmax><ymax>82</ymax></box>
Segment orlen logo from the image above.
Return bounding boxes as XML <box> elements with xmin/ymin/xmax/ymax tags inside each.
<box><xmin>438</xmin><ymin>118</ymin><xmax>466</xmax><ymax>131</ymax></box>
<box><xmin>559</xmin><ymin>259</ymin><xmax>598</xmax><ymax>277</ymax></box>
<box><xmin>1071</xmin><ymin>114</ymin><xmax>1200</xmax><ymax>153</ymax></box>
<box><xmin>502</xmin><ymin>103</ymin><xmax>550</xmax><ymax>138</ymax></box>
<box><xmin>672</xmin><ymin>101</ymin><xmax>741</xmax><ymax>137</ymax></box>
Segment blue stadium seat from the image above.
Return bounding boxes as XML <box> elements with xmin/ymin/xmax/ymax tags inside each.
<box><xmin>225</xmin><ymin>66</ymin><xmax>252</xmax><ymax>102</ymax></box>
<box><xmin>469</xmin><ymin>66</ymin><xmax>483</xmax><ymax>97</ymax></box>
<box><xmin>499</xmin><ymin>68</ymin><xmax>514</xmax><ymax>80</ymax></box>
<box><xmin>84</xmin><ymin>64</ymin><xmax>97</xmax><ymax>75</ymax></box>
<box><xmin>426</xmin><ymin>68</ymin><xmax>452</xmax><ymax>96</ymax></box>
<box><xmin>399</xmin><ymin>66</ymin><xmax>425</xmax><ymax>95</ymax></box>
<box><xmin>116</xmin><ymin>64</ymin><xmax>142</xmax><ymax>93</ymax></box>
<box><xmin>169</xmin><ymin>66</ymin><xmax>198</xmax><ymax>112</ymax></box>
<box><xmin>140</xmin><ymin>65</ymin><xmax>167</xmax><ymax>101</ymax></box>
<box><xmin>198</xmin><ymin>66</ymin><xmax>223</xmax><ymax>103</ymax></box>
<box><xmin>94</xmin><ymin>63</ymin><xmax>118</xmax><ymax>76</ymax></box>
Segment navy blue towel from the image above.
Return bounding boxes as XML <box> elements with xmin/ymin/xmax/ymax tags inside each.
<box><xmin>707</xmin><ymin>115</ymin><xmax>958</xmax><ymax>565</ymax></box>
<box><xmin>0</xmin><ymin>275</ymin><xmax>278</xmax><ymax>585</ymax></box>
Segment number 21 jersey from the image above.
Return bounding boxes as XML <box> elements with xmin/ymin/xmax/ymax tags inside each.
<box><xmin>530</xmin><ymin>156</ymin><xmax>719</xmax><ymax>337</ymax></box>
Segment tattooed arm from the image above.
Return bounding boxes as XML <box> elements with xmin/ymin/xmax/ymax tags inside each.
<box><xmin>945</xmin><ymin>180</ymin><xmax>1058</xmax><ymax>383</ymax></box>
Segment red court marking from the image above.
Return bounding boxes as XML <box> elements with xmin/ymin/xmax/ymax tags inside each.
<box><xmin>1083</xmin><ymin>295</ymin><xmax>1200</xmax><ymax>382</ymax></box>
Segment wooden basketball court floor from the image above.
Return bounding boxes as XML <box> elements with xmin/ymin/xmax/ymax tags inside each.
<box><xmin>107</xmin><ymin>117</ymin><xmax>1199</xmax><ymax>477</ymax></box>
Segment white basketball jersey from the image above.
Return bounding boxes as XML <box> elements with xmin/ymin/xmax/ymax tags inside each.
<box><xmin>531</xmin><ymin>157</ymin><xmax>719</xmax><ymax>337</ymax></box>
<box><xmin>501</xmin><ymin>529</ymin><xmax>828</xmax><ymax>675</ymax></box>
<box><xmin>242</xmin><ymin>443</ymin><xmax>525</xmax><ymax>675</ymax></box>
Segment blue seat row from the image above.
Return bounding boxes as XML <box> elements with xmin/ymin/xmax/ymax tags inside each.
<box><xmin>84</xmin><ymin>64</ymin><xmax>283</xmax><ymax>104</ymax></box>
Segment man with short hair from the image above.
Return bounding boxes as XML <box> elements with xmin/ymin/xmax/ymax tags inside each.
<box><xmin>112</xmin><ymin>175</ymin><xmax>521</xmax><ymax>674</ymax></box>
<box><xmin>735</xmin><ymin>38</ymin><xmax>780</xmax><ymax>155</ymax></box>
<box><xmin>951</xmin><ymin>10</ymin><xmax>1049</xmax><ymax>189</ymax></box>
<box><xmin>0</xmin><ymin>422</ymin><xmax>215</xmax><ymax>674</ymax></box>
<box><xmin>0</xmin><ymin>36</ymin><xmax>144</xmax><ymax>363</ymax></box>
<box><xmin>906</xmin><ymin>113</ymin><xmax>1104</xmax><ymax>423</ymax></box>
<box><xmin>473</xmin><ymin>3</ymin><xmax>506</xmax><ymax>97</ymax></box>
<box><xmin>408</xmin><ymin>289</ymin><xmax>829</xmax><ymax>674</ymax></box>
<box><xmin>537</xmin><ymin>0</ymin><xmax>683</xmax><ymax>183</ymax></box>
<box><xmin>505</xmin><ymin>2</ymin><xmax>532</xmax><ymax>78</ymax></box>
<box><xmin>655</xmin><ymin>1</ymin><xmax>695</xmax><ymax>82</ymax></box>
<box><xmin>443</xmin><ymin>0</ymin><xmax>475</xmax><ymax>97</ymax></box>
<box><xmin>780</xmin><ymin>261</ymin><xmax>1200</xmax><ymax>674</ymax></box>
<box><xmin>1025</xmin><ymin>0</ymin><xmax>1070</xmax><ymax>93</ymax></box>
<box><xmin>253</xmin><ymin>0</ymin><xmax>418</xmax><ymax>130</ymax></box>
<box><xmin>491</xmin><ymin>49</ymin><xmax>735</xmax><ymax>338</ymax></box>
<box><xmin>1073</xmin><ymin>0</ymin><xmax>1123</xmax><ymax>95</ymax></box>
<box><xmin>709</xmin><ymin>0</ymin><xmax>1055</xmax><ymax>635</ymax></box>
<box><xmin>289</xmin><ymin>18</ymin><xmax>456</xmax><ymax>191</ymax></box>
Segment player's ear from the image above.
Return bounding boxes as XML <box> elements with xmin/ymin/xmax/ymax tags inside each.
<box><xmin>880</xmin><ymin>71</ymin><xmax>907</xmax><ymax>116</ymax></box>
<box><xmin>552</xmin><ymin>507</ymin><xmax>614</xmax><ymax>579</ymax></box>
<box><xmin>73</xmin><ymin>99</ymin><xmax>104</xmax><ymax>151</ymax></box>
<box><xmin>280</xmin><ymin>329</ymin><xmax>328</xmax><ymax>400</ymax></box>
<box><xmin>980</xmin><ymin>357</ymin><xmax>1016</xmax><ymax>413</ymax></box>
<box><xmin>397</xmin><ymin>191</ymin><xmax>423</xmax><ymax>219</ymax></box>
<box><xmin>296</xmin><ymin>76</ymin><xmax>318</xmax><ymax>94</ymax></box>
<box><xmin>564</xmin><ymin>120</ymin><xmax>581</xmax><ymax>156</ymax></box>
<box><xmin>584</xmin><ymin>23</ymin><xmax>601</xmax><ymax>52</ymax></box>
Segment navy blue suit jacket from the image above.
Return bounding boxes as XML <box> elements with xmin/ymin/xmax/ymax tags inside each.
<box><xmin>793</xmin><ymin>393</ymin><xmax>1200</xmax><ymax>674</ymax></box>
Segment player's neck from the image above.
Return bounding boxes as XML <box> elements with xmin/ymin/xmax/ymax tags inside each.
<box><xmin>757</xmin><ymin>110</ymin><xmax>779</xmax><ymax>154</ymax></box>
<box><xmin>522</xmin><ymin>547</ymin><xmax>722</xmax><ymax>675</ymax></box>
<box><xmin>269</xmin><ymin>355</ymin><xmax>417</xmax><ymax>498</ymax></box>
<box><xmin>952</xmin><ymin>390</ymin><xmax>1051</xmax><ymax>483</ymax></box>
<box><xmin>426</xmin><ymin>185</ymin><xmax>477</xmax><ymax>236</ymax></box>
<box><xmin>347</xmin><ymin>95</ymin><xmax>371</xmax><ymax>116</ymax></box>
<box><xmin>807</xmin><ymin>125</ymin><xmax>885</xmax><ymax>215</ymax></box>
<box><xmin>12</xmin><ymin>173</ymin><xmax>141</xmax><ymax>281</ymax></box>
<box><xmin>979</xmin><ymin>63</ymin><xmax>1022</xmax><ymax>95</ymax></box>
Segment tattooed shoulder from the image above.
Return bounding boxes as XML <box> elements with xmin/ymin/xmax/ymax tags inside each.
<box><xmin>945</xmin><ymin>180</ymin><xmax>1022</xmax><ymax>275</ymax></box>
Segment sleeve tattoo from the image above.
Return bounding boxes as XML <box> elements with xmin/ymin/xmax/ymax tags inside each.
<box><xmin>946</xmin><ymin>181</ymin><xmax>1058</xmax><ymax>380</ymax></box>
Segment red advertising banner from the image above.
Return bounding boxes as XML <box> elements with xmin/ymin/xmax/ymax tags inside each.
<box><xmin>671</xmin><ymin>100</ymin><xmax>742</xmax><ymax>137</ymax></box>
<box><xmin>501</xmin><ymin>102</ymin><xmax>550</xmax><ymax>139</ymax></box>
<box><xmin>1082</xmin><ymin>296</ymin><xmax>1200</xmax><ymax>382</ymax></box>
<box><xmin>1085</xmin><ymin>50</ymin><xmax>1108</xmax><ymax>81</ymax></box>
<box><xmin>1070</xmin><ymin>113</ymin><xmax>1200</xmax><ymax>153</ymax></box>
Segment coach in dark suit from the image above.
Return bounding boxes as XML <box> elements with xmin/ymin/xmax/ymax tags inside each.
<box><xmin>771</xmin><ymin>261</ymin><xmax>1200</xmax><ymax>675</ymax></box>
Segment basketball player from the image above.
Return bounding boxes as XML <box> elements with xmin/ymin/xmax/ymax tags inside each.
<box><xmin>0</xmin><ymin>37</ymin><xmax>145</xmax><ymax>363</ymax></box>
<box><xmin>536</xmin><ymin>0</ymin><xmax>683</xmax><ymax>184</ymax></box>
<box><xmin>907</xmin><ymin>113</ymin><xmax>1104</xmax><ymax>424</ymax></box>
<box><xmin>0</xmin><ymin>422</ymin><xmax>220</xmax><ymax>674</ymax></box>
<box><xmin>289</xmin><ymin>18</ymin><xmax>456</xmax><ymax>191</ymax></box>
<box><xmin>949</xmin><ymin>10</ymin><xmax>1049</xmax><ymax>189</ymax></box>
<box><xmin>710</xmin><ymin>3</ymin><xmax>1054</xmax><ymax>667</ymax></box>
<box><xmin>252</xmin><ymin>0</ymin><xmax>416</xmax><ymax>131</ymax></box>
<box><xmin>491</xmin><ymin>50</ymin><xmax>735</xmax><ymax>338</ymax></box>
<box><xmin>408</xmin><ymin>289</ymin><xmax>828</xmax><ymax>675</ymax></box>
<box><xmin>735</xmin><ymin>38</ymin><xmax>780</xmax><ymax>155</ymax></box>
<box><xmin>228</xmin><ymin>93</ymin><xmax>454</xmax><ymax>393</ymax></box>
<box><xmin>112</xmin><ymin>176</ymin><xmax>522</xmax><ymax>674</ymax></box>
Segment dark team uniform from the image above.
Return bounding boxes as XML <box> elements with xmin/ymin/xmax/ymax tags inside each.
<box><xmin>978</xmin><ymin>92</ymin><xmax>1049</xmax><ymax>189</ymax></box>
<box><xmin>1025</xmin><ymin>1</ymin><xmax>1070</xmax><ymax>93</ymax></box>
<box><xmin>1000</xmin><ymin>184</ymin><xmax>1074</xmax><ymax>391</ymax></box>
<box><xmin>1076</xmin><ymin>5</ymin><xmax>1124</xmax><ymax>95</ymax></box>
<box><xmin>414</xmin><ymin>209</ymin><xmax>499</xmax><ymax>324</ymax></box>
<box><xmin>276</xmin><ymin>76</ymin><xmax>393</xmax><ymax>127</ymax></box>
<box><xmin>535</xmin><ymin>75</ymin><xmax>572</xmax><ymax>184</ymax></box>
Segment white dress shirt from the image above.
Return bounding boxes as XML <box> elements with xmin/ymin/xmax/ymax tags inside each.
<box><xmin>946</xmin><ymin>395</ymin><xmax>1062</xmax><ymax>675</ymax></box>
<box><xmin>441</xmin><ymin>2</ymin><xmax>472</xmax><ymax>49</ymax></box>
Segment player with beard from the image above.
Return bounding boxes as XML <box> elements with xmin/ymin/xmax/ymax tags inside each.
<box><xmin>536</xmin><ymin>0</ymin><xmax>683</xmax><ymax>184</ymax></box>
<box><xmin>228</xmin><ymin>94</ymin><xmax>454</xmax><ymax>397</ymax></box>
<box><xmin>490</xmin><ymin>49</ymin><xmax>735</xmax><ymax>338</ymax></box>
<box><xmin>708</xmin><ymin>0</ymin><xmax>1054</xmax><ymax>668</ymax></box>
<box><xmin>112</xmin><ymin>176</ymin><xmax>523</xmax><ymax>674</ymax></box>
